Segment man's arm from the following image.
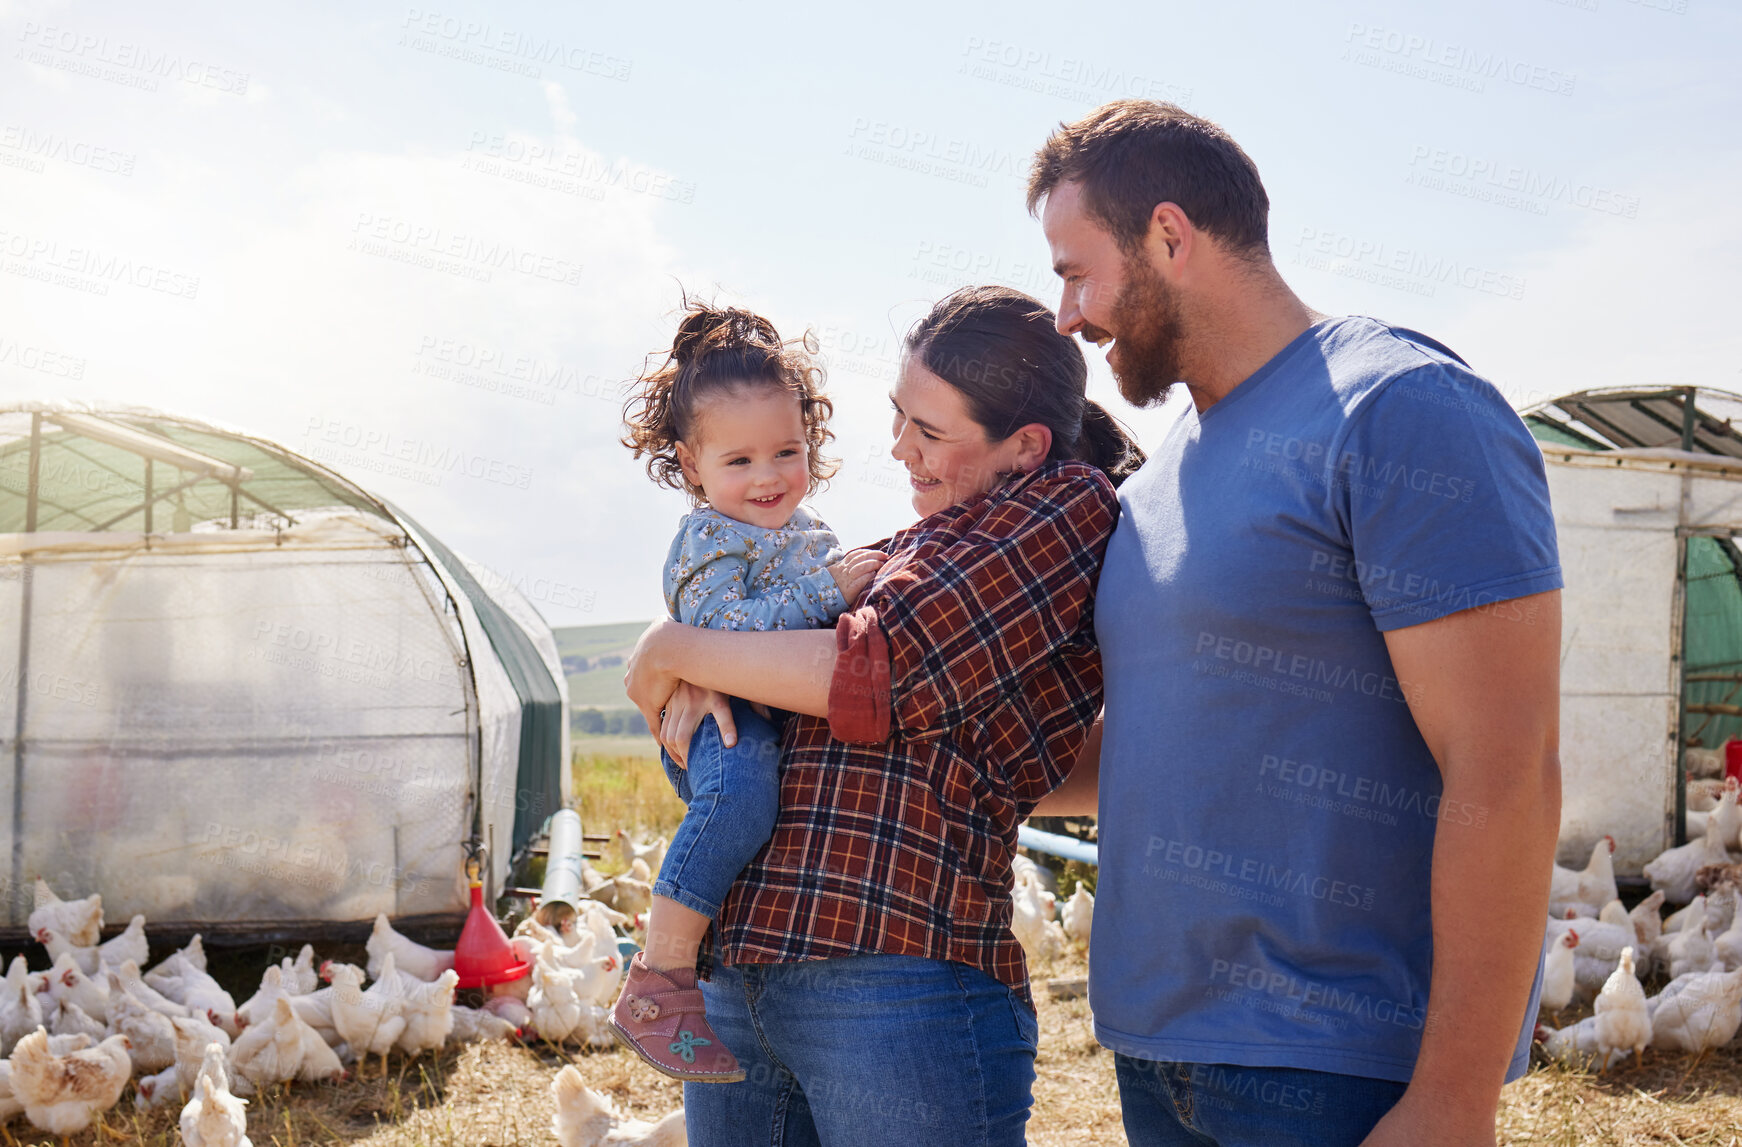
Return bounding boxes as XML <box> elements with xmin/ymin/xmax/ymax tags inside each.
<box><xmin>1360</xmin><ymin>589</ymin><xmax>1561</xmax><ymax>1147</ymax></box>
<box><xmin>1032</xmin><ymin>714</ymin><xmax>1103</xmax><ymax>816</ymax></box>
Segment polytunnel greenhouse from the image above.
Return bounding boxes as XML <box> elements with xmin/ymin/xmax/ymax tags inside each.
<box><xmin>0</xmin><ymin>402</ymin><xmax>568</xmax><ymax>942</ymax></box>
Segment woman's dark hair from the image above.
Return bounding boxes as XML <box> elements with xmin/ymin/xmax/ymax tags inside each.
<box><xmin>1026</xmin><ymin>99</ymin><xmax>1271</xmax><ymax>261</ymax></box>
<box><xmin>622</xmin><ymin>294</ymin><xmax>837</xmax><ymax>503</ymax></box>
<box><xmin>903</xmin><ymin>285</ymin><xmax>1145</xmax><ymax>486</ymax></box>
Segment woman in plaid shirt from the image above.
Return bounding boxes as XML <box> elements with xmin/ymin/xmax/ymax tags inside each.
<box><xmin>627</xmin><ymin>285</ymin><xmax>1142</xmax><ymax>1146</ymax></box>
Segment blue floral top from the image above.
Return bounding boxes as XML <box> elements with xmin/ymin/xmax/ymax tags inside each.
<box><xmin>663</xmin><ymin>505</ymin><xmax>847</xmax><ymax>631</ymax></box>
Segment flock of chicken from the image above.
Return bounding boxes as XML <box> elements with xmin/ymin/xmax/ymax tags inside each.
<box><xmin>0</xmin><ymin>829</ymin><xmax>690</xmax><ymax>1147</ymax></box>
<box><xmin>1010</xmin><ymin>854</ymin><xmax>1094</xmax><ymax>965</ymax></box>
<box><xmin>1538</xmin><ymin>774</ymin><xmax>1742</xmax><ymax>1071</ymax></box>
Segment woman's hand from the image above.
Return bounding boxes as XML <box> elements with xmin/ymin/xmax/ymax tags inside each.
<box><xmin>828</xmin><ymin>548</ymin><xmax>888</xmax><ymax>606</ymax></box>
<box><xmin>625</xmin><ymin>618</ymin><xmax>689</xmax><ymax>736</ymax></box>
<box><xmin>660</xmin><ymin>682</ymin><xmax>737</xmax><ymax>768</ymax></box>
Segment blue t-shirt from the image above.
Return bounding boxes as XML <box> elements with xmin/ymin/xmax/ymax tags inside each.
<box><xmin>1090</xmin><ymin>316</ymin><xmax>1562</xmax><ymax>1082</ymax></box>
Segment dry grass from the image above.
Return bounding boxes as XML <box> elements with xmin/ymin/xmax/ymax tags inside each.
<box><xmin>573</xmin><ymin>752</ymin><xmax>685</xmax><ymax>877</ymax></box>
<box><xmin>13</xmin><ymin>751</ymin><xmax>1742</xmax><ymax>1143</ymax></box>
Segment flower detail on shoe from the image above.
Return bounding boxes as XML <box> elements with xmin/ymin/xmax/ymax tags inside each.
<box><xmin>669</xmin><ymin>1030</ymin><xmax>711</xmax><ymax>1063</ymax></box>
<box><xmin>628</xmin><ymin>996</ymin><xmax>660</xmax><ymax>1022</ymax></box>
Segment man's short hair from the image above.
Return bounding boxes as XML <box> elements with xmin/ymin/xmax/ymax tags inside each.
<box><xmin>1027</xmin><ymin>100</ymin><xmax>1272</xmax><ymax>260</ymax></box>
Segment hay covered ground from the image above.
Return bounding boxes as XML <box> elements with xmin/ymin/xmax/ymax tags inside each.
<box><xmin>9</xmin><ymin>750</ymin><xmax>1742</xmax><ymax>1144</ymax></box>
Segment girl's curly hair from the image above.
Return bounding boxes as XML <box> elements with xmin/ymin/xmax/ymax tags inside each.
<box><xmin>622</xmin><ymin>295</ymin><xmax>837</xmax><ymax>503</ymax></box>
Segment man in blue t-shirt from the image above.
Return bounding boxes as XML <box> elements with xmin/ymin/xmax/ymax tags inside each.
<box><xmin>1029</xmin><ymin>102</ymin><xmax>1563</xmax><ymax>1147</ymax></box>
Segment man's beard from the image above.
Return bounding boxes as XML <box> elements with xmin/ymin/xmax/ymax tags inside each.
<box><xmin>1103</xmin><ymin>254</ymin><xmax>1184</xmax><ymax>408</ymax></box>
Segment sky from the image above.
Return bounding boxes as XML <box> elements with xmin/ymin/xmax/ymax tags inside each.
<box><xmin>2</xmin><ymin>0</ymin><xmax>1738</xmax><ymax>627</ymax></box>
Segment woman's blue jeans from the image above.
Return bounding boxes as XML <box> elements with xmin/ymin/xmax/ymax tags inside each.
<box><xmin>683</xmin><ymin>951</ymin><xmax>1040</xmax><ymax>1146</ymax></box>
<box><xmin>655</xmin><ymin>696</ymin><xmax>781</xmax><ymax>919</ymax></box>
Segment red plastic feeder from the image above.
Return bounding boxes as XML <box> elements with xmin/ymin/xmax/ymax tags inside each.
<box><xmin>453</xmin><ymin>868</ymin><xmax>529</xmax><ymax>990</ymax></box>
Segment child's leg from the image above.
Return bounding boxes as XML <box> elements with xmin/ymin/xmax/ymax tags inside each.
<box><xmin>642</xmin><ymin>895</ymin><xmax>709</xmax><ymax>974</ymax></box>
<box><xmin>647</xmin><ymin>696</ymin><xmax>782</xmax><ymax>937</ymax></box>
<box><xmin>611</xmin><ymin>697</ymin><xmax>781</xmax><ymax>1083</ymax></box>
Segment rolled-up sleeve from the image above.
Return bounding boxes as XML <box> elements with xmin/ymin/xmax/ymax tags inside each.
<box><xmin>827</xmin><ymin>465</ymin><xmax>1117</xmax><ymax>746</ymax></box>
<box><xmin>828</xmin><ymin>606</ymin><xmax>891</xmax><ymax>744</ymax></box>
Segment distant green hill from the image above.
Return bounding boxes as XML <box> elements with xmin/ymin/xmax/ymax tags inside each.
<box><xmin>555</xmin><ymin>621</ymin><xmax>651</xmax><ymax>712</ymax></box>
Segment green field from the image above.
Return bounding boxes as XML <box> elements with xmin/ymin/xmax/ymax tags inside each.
<box><xmin>555</xmin><ymin>620</ymin><xmax>651</xmax><ymax>713</ymax></box>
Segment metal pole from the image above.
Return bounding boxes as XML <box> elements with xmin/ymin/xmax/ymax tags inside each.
<box><xmin>1682</xmin><ymin>386</ymin><xmax>1699</xmax><ymax>453</ymax></box>
<box><xmin>10</xmin><ymin>414</ymin><xmax>41</xmax><ymax>925</ymax></box>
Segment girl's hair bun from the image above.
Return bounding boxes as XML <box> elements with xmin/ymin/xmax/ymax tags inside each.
<box><xmin>672</xmin><ymin>305</ymin><xmax>780</xmax><ymax>366</ymax></box>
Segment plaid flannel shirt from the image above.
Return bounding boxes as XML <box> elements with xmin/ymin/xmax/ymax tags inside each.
<box><xmin>712</xmin><ymin>460</ymin><xmax>1118</xmax><ymax>1007</ymax></box>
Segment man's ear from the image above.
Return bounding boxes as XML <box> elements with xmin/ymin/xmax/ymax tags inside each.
<box><xmin>675</xmin><ymin>441</ymin><xmax>703</xmax><ymax>490</ymax></box>
<box><xmin>1010</xmin><ymin>423</ymin><xmax>1054</xmax><ymax>472</ymax></box>
<box><xmin>1147</xmin><ymin>202</ymin><xmax>1192</xmax><ymax>268</ymax></box>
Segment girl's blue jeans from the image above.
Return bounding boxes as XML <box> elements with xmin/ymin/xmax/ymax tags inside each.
<box><xmin>655</xmin><ymin>696</ymin><xmax>781</xmax><ymax>919</ymax></box>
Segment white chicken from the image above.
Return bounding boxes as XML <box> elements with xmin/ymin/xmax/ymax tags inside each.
<box><xmin>179</xmin><ymin>1070</ymin><xmax>249</xmax><ymax>1147</ymax></box>
<box><xmin>1060</xmin><ymin>886</ymin><xmax>1094</xmax><ymax>954</ymax></box>
<box><xmin>1535</xmin><ymin>1017</ymin><xmax>1630</xmax><ymax>1071</ymax></box>
<box><xmin>588</xmin><ymin>860</ymin><xmax>654</xmax><ymax>918</ymax></box>
<box><xmin>99</xmin><ymin>915</ymin><xmax>150</xmax><ymax>971</ymax></box>
<box><xmin>1546</xmin><ymin>913</ymin><xmax>1635</xmax><ymax>996</ymax></box>
<box><xmin>279</xmin><ymin>945</ymin><xmax>319</xmax><ymax>996</ymax></box>
<box><xmin>1686</xmin><ymin>747</ymin><xmax>1726</xmax><ymax>779</ymax></box>
<box><xmin>1548</xmin><ymin>836</ymin><xmax>1617</xmax><ymax>918</ymax></box>
<box><xmin>0</xmin><ymin>954</ymin><xmax>43</xmax><ymax>1055</ymax></box>
<box><xmin>616</xmin><ymin>830</ymin><xmax>668</xmax><ymax>877</ymax></box>
<box><xmin>1690</xmin><ymin>776</ymin><xmax>1729</xmax><ymax>812</ymax></box>
<box><xmin>179</xmin><ymin>1041</ymin><xmax>250</xmax><ymax>1147</ymax></box>
<box><xmin>395</xmin><ymin>969</ymin><xmax>459</xmax><ymax>1057</ymax></box>
<box><xmin>1650</xmin><ymin>965</ymin><xmax>1742</xmax><ymax>1058</ymax></box>
<box><xmin>9</xmin><ymin>1027</ymin><xmax>133</xmax><ymax>1141</ymax></box>
<box><xmin>30</xmin><ymin>880</ymin><xmax>103</xmax><ymax>949</ymax></box>
<box><xmin>528</xmin><ymin>955</ymin><xmax>586</xmax><ymax>1044</ymax></box>
<box><xmin>449</xmin><ymin>1004</ymin><xmax>519</xmax><ymax>1042</ymax></box>
<box><xmin>1644</xmin><ymin>825</ymin><xmax>1732</xmax><ymax>905</ymax></box>
<box><xmin>324</xmin><ymin>958</ymin><xmax>405</xmax><ymax>1077</ymax></box>
<box><xmin>134</xmin><ymin>1064</ymin><xmax>181</xmax><ymax>1110</ymax></box>
<box><xmin>0</xmin><ymin>1034</ymin><xmax>94</xmax><ymax>1124</ymax></box>
<box><xmin>483</xmin><ymin>994</ymin><xmax>533</xmax><ymax>1031</ymax></box>
<box><xmin>552</xmin><ymin>1062</ymin><xmax>686</xmax><ymax>1147</ymax></box>
<box><xmin>237</xmin><ymin>965</ymin><xmax>291</xmax><ymax>1028</ymax></box>
<box><xmin>228</xmin><ymin>995</ymin><xmax>344</xmax><ymax>1094</ymax></box>
<box><xmin>578</xmin><ymin>903</ymin><xmax>629</xmax><ymax>1001</ymax></box>
<box><xmin>533</xmin><ymin>938</ymin><xmax>620</xmax><ymax>1006</ymax></box>
<box><xmin>1667</xmin><ymin>896</ymin><xmax>1719</xmax><ymax>979</ymax></box>
<box><xmin>1594</xmin><ymin>947</ymin><xmax>1652</xmax><ymax>1069</ymax></box>
<box><xmin>43</xmin><ymin>951</ymin><xmax>109</xmax><ymax>1024</ymax></box>
<box><xmin>1011</xmin><ymin>879</ymin><xmax>1066</xmax><ymax>964</ymax></box>
<box><xmin>171</xmin><ymin>1015</ymin><xmax>232</xmax><ymax>1096</ymax></box>
<box><xmin>1688</xmin><ymin>777</ymin><xmax>1742</xmax><ymax>850</ymax></box>
<box><xmin>1630</xmin><ymin>890</ymin><xmax>1667</xmax><ymax>951</ymax></box>
<box><xmin>51</xmin><ymin>1001</ymin><xmax>106</xmax><ymax>1042</ymax></box>
<box><xmin>1011</xmin><ymin>853</ymin><xmax>1059</xmax><ymax>895</ymax></box>
<box><xmin>108</xmin><ymin>982</ymin><xmax>179</xmax><ymax>1073</ymax></box>
<box><xmin>366</xmin><ymin>914</ymin><xmax>455</xmax><ymax>984</ymax></box>
<box><xmin>146</xmin><ymin>955</ymin><xmax>240</xmax><ymax>1036</ymax></box>
<box><xmin>1540</xmin><ymin>930</ymin><xmax>1579</xmax><ymax>1016</ymax></box>
<box><xmin>1715</xmin><ymin>895</ymin><xmax>1742</xmax><ymax>971</ymax></box>
<box><xmin>112</xmin><ymin>959</ymin><xmax>193</xmax><ymax>1019</ymax></box>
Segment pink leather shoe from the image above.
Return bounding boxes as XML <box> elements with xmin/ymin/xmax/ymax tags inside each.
<box><xmin>608</xmin><ymin>951</ymin><xmax>745</xmax><ymax>1083</ymax></box>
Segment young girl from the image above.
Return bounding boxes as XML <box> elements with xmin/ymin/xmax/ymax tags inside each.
<box><xmin>610</xmin><ymin>300</ymin><xmax>885</xmax><ymax>1082</ymax></box>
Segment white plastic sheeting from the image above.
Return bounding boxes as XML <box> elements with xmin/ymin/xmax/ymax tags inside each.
<box><xmin>0</xmin><ymin>507</ymin><xmax>562</xmax><ymax>928</ymax></box>
<box><xmin>1546</xmin><ymin>447</ymin><xmax>1742</xmax><ymax>874</ymax></box>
